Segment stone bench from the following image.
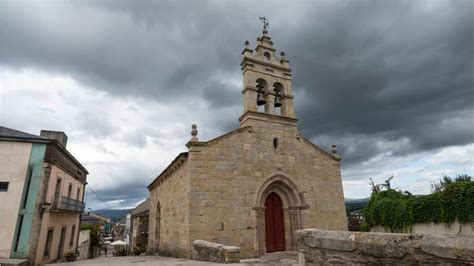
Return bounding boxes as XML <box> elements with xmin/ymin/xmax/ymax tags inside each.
<box><xmin>192</xmin><ymin>240</ymin><xmax>240</xmax><ymax>263</ymax></box>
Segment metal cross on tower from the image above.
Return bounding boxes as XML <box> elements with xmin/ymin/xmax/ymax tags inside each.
<box><xmin>259</xmin><ymin>16</ymin><xmax>269</xmax><ymax>30</ymax></box>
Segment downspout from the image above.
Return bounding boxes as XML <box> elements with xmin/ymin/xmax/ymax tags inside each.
<box><xmin>75</xmin><ymin>181</ymin><xmax>87</xmax><ymax>257</ymax></box>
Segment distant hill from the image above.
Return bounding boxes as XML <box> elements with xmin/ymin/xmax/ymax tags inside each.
<box><xmin>92</xmin><ymin>209</ymin><xmax>132</xmax><ymax>222</ymax></box>
<box><xmin>345</xmin><ymin>198</ymin><xmax>369</xmax><ymax>214</ymax></box>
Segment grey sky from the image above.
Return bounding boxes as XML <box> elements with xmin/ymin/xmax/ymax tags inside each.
<box><xmin>0</xmin><ymin>0</ymin><xmax>472</xmax><ymax>209</ymax></box>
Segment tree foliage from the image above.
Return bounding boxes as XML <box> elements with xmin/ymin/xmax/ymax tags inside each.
<box><xmin>363</xmin><ymin>175</ymin><xmax>473</xmax><ymax>232</ymax></box>
<box><xmin>80</xmin><ymin>223</ymin><xmax>100</xmax><ymax>247</ymax></box>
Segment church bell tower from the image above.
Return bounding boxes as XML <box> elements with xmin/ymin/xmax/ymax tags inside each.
<box><xmin>240</xmin><ymin>18</ymin><xmax>296</xmax><ymax>127</ymax></box>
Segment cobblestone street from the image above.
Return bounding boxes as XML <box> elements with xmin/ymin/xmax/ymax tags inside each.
<box><xmin>46</xmin><ymin>251</ymin><xmax>299</xmax><ymax>266</ymax></box>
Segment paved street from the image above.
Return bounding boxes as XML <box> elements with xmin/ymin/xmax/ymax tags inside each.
<box><xmin>46</xmin><ymin>251</ymin><xmax>299</xmax><ymax>266</ymax></box>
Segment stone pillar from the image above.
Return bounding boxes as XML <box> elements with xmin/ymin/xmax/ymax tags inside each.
<box><xmin>252</xmin><ymin>207</ymin><xmax>266</xmax><ymax>256</ymax></box>
<box><xmin>264</xmin><ymin>92</ymin><xmax>275</xmax><ymax>115</ymax></box>
<box><xmin>282</xmin><ymin>96</ymin><xmax>295</xmax><ymax>118</ymax></box>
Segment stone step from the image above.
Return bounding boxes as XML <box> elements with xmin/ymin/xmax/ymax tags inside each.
<box><xmin>0</xmin><ymin>259</ymin><xmax>29</xmax><ymax>266</ymax></box>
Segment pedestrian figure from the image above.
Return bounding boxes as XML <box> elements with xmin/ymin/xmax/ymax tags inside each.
<box><xmin>104</xmin><ymin>247</ymin><xmax>108</xmax><ymax>257</ymax></box>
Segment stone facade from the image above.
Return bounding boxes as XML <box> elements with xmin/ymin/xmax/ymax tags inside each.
<box><xmin>296</xmin><ymin>229</ymin><xmax>474</xmax><ymax>265</ymax></box>
<box><xmin>148</xmin><ymin>28</ymin><xmax>347</xmax><ymax>259</ymax></box>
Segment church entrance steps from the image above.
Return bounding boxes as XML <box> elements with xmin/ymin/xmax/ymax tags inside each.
<box><xmin>240</xmin><ymin>251</ymin><xmax>299</xmax><ymax>265</ymax></box>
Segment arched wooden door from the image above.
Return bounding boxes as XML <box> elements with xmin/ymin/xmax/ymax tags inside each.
<box><xmin>265</xmin><ymin>192</ymin><xmax>285</xmax><ymax>252</ymax></box>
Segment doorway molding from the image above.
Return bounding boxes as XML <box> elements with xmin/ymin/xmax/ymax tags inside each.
<box><xmin>253</xmin><ymin>172</ymin><xmax>309</xmax><ymax>256</ymax></box>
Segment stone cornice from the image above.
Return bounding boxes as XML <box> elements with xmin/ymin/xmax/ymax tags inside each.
<box><xmin>147</xmin><ymin>152</ymin><xmax>188</xmax><ymax>190</ymax></box>
<box><xmin>239</xmin><ymin>111</ymin><xmax>298</xmax><ymax>127</ymax></box>
<box><xmin>186</xmin><ymin>126</ymin><xmax>253</xmax><ymax>149</ymax></box>
<box><xmin>240</xmin><ymin>57</ymin><xmax>291</xmax><ymax>73</ymax></box>
<box><xmin>297</xmin><ymin>132</ymin><xmax>341</xmax><ymax>161</ymax></box>
<box><xmin>242</xmin><ymin>68</ymin><xmax>292</xmax><ymax>80</ymax></box>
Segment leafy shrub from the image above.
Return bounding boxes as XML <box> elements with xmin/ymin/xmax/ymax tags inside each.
<box><xmin>363</xmin><ymin>175</ymin><xmax>473</xmax><ymax>231</ymax></box>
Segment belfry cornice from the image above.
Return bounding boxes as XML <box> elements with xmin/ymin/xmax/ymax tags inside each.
<box><xmin>240</xmin><ymin>57</ymin><xmax>291</xmax><ymax>73</ymax></box>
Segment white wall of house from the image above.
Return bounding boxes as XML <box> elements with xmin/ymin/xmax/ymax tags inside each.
<box><xmin>0</xmin><ymin>142</ymin><xmax>32</xmax><ymax>258</ymax></box>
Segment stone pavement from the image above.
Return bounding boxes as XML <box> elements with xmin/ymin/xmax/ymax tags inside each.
<box><xmin>46</xmin><ymin>251</ymin><xmax>299</xmax><ymax>266</ymax></box>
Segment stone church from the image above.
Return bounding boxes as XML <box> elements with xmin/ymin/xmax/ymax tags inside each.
<box><xmin>147</xmin><ymin>26</ymin><xmax>347</xmax><ymax>258</ymax></box>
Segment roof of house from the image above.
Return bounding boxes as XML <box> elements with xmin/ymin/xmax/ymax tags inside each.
<box><xmin>0</xmin><ymin>126</ymin><xmax>89</xmax><ymax>175</ymax></box>
<box><xmin>0</xmin><ymin>126</ymin><xmax>49</xmax><ymax>143</ymax></box>
<box><xmin>131</xmin><ymin>198</ymin><xmax>150</xmax><ymax>216</ymax></box>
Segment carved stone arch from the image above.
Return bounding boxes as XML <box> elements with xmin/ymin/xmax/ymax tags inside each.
<box><xmin>256</xmin><ymin>78</ymin><xmax>268</xmax><ymax>92</ymax></box>
<box><xmin>253</xmin><ymin>172</ymin><xmax>307</xmax><ymax>256</ymax></box>
<box><xmin>255</xmin><ymin>172</ymin><xmax>306</xmax><ymax>208</ymax></box>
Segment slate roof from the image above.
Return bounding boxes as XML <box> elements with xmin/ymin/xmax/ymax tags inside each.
<box><xmin>0</xmin><ymin>126</ymin><xmax>48</xmax><ymax>143</ymax></box>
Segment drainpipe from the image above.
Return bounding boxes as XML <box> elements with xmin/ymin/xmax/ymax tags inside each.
<box><xmin>75</xmin><ymin>181</ymin><xmax>87</xmax><ymax>257</ymax></box>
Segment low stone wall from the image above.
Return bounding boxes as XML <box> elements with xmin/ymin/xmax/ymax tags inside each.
<box><xmin>296</xmin><ymin>229</ymin><xmax>474</xmax><ymax>265</ymax></box>
<box><xmin>192</xmin><ymin>240</ymin><xmax>240</xmax><ymax>263</ymax></box>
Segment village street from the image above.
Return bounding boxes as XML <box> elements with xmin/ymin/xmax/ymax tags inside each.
<box><xmin>47</xmin><ymin>251</ymin><xmax>299</xmax><ymax>266</ymax></box>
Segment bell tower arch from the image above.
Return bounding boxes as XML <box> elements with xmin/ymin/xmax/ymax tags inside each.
<box><xmin>240</xmin><ymin>22</ymin><xmax>296</xmax><ymax>125</ymax></box>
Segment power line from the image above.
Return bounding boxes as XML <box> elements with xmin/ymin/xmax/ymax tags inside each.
<box><xmin>87</xmin><ymin>185</ymin><xmax>106</xmax><ymax>202</ymax></box>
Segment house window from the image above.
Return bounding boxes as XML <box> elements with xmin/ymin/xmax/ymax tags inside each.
<box><xmin>44</xmin><ymin>228</ymin><xmax>54</xmax><ymax>257</ymax></box>
<box><xmin>67</xmin><ymin>183</ymin><xmax>72</xmax><ymax>198</ymax></box>
<box><xmin>70</xmin><ymin>225</ymin><xmax>75</xmax><ymax>247</ymax></box>
<box><xmin>0</xmin><ymin>182</ymin><xmax>9</xmax><ymax>191</ymax></box>
<box><xmin>76</xmin><ymin>188</ymin><xmax>81</xmax><ymax>201</ymax></box>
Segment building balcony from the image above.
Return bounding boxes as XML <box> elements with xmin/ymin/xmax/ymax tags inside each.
<box><xmin>51</xmin><ymin>196</ymin><xmax>85</xmax><ymax>213</ymax></box>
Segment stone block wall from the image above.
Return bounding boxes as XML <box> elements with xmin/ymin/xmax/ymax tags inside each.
<box><xmin>148</xmin><ymin>158</ymin><xmax>190</xmax><ymax>257</ymax></box>
<box><xmin>192</xmin><ymin>240</ymin><xmax>240</xmax><ymax>263</ymax></box>
<box><xmin>296</xmin><ymin>229</ymin><xmax>474</xmax><ymax>265</ymax></box>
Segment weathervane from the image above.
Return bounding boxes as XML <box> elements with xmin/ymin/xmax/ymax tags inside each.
<box><xmin>259</xmin><ymin>16</ymin><xmax>269</xmax><ymax>30</ymax></box>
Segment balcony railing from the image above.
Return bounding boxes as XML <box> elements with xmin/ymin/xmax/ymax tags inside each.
<box><xmin>52</xmin><ymin>196</ymin><xmax>85</xmax><ymax>213</ymax></box>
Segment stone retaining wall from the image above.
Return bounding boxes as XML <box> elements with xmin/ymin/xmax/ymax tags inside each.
<box><xmin>296</xmin><ymin>229</ymin><xmax>474</xmax><ymax>265</ymax></box>
<box><xmin>192</xmin><ymin>240</ymin><xmax>240</xmax><ymax>263</ymax></box>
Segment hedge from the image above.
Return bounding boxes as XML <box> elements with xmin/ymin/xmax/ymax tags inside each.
<box><xmin>363</xmin><ymin>180</ymin><xmax>474</xmax><ymax>231</ymax></box>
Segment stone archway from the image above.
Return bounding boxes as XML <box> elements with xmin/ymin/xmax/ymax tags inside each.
<box><xmin>253</xmin><ymin>173</ymin><xmax>308</xmax><ymax>256</ymax></box>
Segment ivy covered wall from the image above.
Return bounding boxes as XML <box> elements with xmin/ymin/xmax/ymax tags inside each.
<box><xmin>363</xmin><ymin>177</ymin><xmax>474</xmax><ymax>232</ymax></box>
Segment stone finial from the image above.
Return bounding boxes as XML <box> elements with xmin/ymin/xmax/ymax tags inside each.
<box><xmin>191</xmin><ymin>124</ymin><xmax>198</xmax><ymax>141</ymax></box>
<box><xmin>280</xmin><ymin>51</ymin><xmax>289</xmax><ymax>64</ymax></box>
<box><xmin>245</xmin><ymin>40</ymin><xmax>250</xmax><ymax>47</ymax></box>
<box><xmin>331</xmin><ymin>144</ymin><xmax>338</xmax><ymax>155</ymax></box>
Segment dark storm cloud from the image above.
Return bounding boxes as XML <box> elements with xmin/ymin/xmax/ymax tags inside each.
<box><xmin>287</xmin><ymin>0</ymin><xmax>474</xmax><ymax>165</ymax></box>
<box><xmin>1</xmin><ymin>0</ymin><xmax>473</xmax><ymax>200</ymax></box>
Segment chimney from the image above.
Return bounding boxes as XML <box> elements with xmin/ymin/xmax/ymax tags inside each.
<box><xmin>40</xmin><ymin>130</ymin><xmax>68</xmax><ymax>148</ymax></box>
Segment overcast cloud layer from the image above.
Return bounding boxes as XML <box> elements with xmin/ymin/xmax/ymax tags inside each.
<box><xmin>1</xmin><ymin>0</ymin><xmax>473</xmax><ymax>209</ymax></box>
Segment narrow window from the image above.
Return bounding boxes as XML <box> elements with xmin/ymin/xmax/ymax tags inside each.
<box><xmin>67</xmin><ymin>183</ymin><xmax>72</xmax><ymax>198</ymax></box>
<box><xmin>13</xmin><ymin>215</ymin><xmax>24</xmax><ymax>252</ymax></box>
<box><xmin>76</xmin><ymin>188</ymin><xmax>81</xmax><ymax>201</ymax></box>
<box><xmin>273</xmin><ymin>138</ymin><xmax>279</xmax><ymax>150</ymax></box>
<box><xmin>22</xmin><ymin>167</ymin><xmax>33</xmax><ymax>208</ymax></box>
<box><xmin>44</xmin><ymin>228</ymin><xmax>54</xmax><ymax>257</ymax></box>
<box><xmin>0</xmin><ymin>181</ymin><xmax>9</xmax><ymax>192</ymax></box>
<box><xmin>69</xmin><ymin>225</ymin><xmax>75</xmax><ymax>247</ymax></box>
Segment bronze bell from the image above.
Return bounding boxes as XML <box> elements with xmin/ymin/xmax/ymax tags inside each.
<box><xmin>257</xmin><ymin>92</ymin><xmax>266</xmax><ymax>106</ymax></box>
<box><xmin>274</xmin><ymin>91</ymin><xmax>282</xmax><ymax>107</ymax></box>
<box><xmin>256</xmin><ymin>86</ymin><xmax>266</xmax><ymax>106</ymax></box>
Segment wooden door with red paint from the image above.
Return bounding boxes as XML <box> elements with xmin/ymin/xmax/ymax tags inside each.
<box><xmin>265</xmin><ymin>192</ymin><xmax>285</xmax><ymax>252</ymax></box>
